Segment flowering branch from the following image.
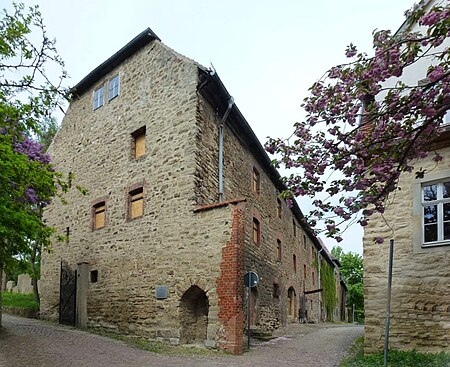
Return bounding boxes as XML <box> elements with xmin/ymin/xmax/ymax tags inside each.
<box><xmin>266</xmin><ymin>2</ymin><xmax>450</xmax><ymax>242</ymax></box>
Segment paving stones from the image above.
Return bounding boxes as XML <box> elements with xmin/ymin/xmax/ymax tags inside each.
<box><xmin>0</xmin><ymin>314</ymin><xmax>363</xmax><ymax>367</ymax></box>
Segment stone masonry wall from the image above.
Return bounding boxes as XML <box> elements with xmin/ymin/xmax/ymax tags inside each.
<box><xmin>40</xmin><ymin>40</ymin><xmax>236</xmax><ymax>347</ymax></box>
<box><xmin>364</xmin><ymin>147</ymin><xmax>450</xmax><ymax>354</ymax></box>
<box><xmin>195</xmin><ymin>94</ymin><xmax>322</xmax><ymax>329</ymax></box>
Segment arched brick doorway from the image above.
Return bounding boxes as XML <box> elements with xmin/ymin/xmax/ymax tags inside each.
<box><xmin>179</xmin><ymin>285</ymin><xmax>209</xmax><ymax>344</ymax></box>
<box><xmin>287</xmin><ymin>286</ymin><xmax>297</xmax><ymax>322</ymax></box>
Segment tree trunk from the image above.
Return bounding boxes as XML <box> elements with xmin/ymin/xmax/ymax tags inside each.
<box><xmin>1</xmin><ymin>269</ymin><xmax>5</xmax><ymax>293</ymax></box>
<box><xmin>30</xmin><ymin>242</ymin><xmax>40</xmax><ymax>304</ymax></box>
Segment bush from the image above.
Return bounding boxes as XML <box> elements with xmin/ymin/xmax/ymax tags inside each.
<box><xmin>341</xmin><ymin>337</ymin><xmax>450</xmax><ymax>367</ymax></box>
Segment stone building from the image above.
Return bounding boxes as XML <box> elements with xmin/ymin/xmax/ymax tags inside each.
<box><xmin>40</xmin><ymin>28</ymin><xmax>344</xmax><ymax>354</ymax></box>
<box><xmin>363</xmin><ymin>0</ymin><xmax>450</xmax><ymax>354</ymax></box>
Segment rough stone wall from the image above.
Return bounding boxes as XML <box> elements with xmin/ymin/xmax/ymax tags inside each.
<box><xmin>40</xmin><ymin>40</ymin><xmax>236</xmax><ymax>347</ymax></box>
<box><xmin>195</xmin><ymin>95</ymin><xmax>321</xmax><ymax>329</ymax></box>
<box><xmin>364</xmin><ymin>147</ymin><xmax>450</xmax><ymax>354</ymax></box>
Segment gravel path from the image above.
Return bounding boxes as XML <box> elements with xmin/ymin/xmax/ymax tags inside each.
<box><xmin>0</xmin><ymin>314</ymin><xmax>363</xmax><ymax>367</ymax></box>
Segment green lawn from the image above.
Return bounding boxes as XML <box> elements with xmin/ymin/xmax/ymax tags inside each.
<box><xmin>1</xmin><ymin>292</ymin><xmax>39</xmax><ymax>310</ymax></box>
<box><xmin>340</xmin><ymin>337</ymin><xmax>450</xmax><ymax>367</ymax></box>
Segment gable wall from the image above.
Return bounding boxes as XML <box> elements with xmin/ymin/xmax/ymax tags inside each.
<box><xmin>40</xmin><ymin>41</ymin><xmax>232</xmax><ymax>343</ymax></box>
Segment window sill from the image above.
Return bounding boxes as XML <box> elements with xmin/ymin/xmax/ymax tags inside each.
<box><xmin>133</xmin><ymin>154</ymin><xmax>147</xmax><ymax>161</ymax></box>
<box><xmin>422</xmin><ymin>240</ymin><xmax>450</xmax><ymax>248</ymax></box>
<box><xmin>127</xmin><ymin>215</ymin><xmax>143</xmax><ymax>222</ymax></box>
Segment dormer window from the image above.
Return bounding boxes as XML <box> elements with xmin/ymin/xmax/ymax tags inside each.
<box><xmin>93</xmin><ymin>86</ymin><xmax>105</xmax><ymax>110</ymax></box>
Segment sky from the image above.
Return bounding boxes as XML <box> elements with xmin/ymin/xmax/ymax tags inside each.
<box><xmin>8</xmin><ymin>0</ymin><xmax>415</xmax><ymax>255</ymax></box>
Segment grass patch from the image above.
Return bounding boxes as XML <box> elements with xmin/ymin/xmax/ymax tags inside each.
<box><xmin>340</xmin><ymin>337</ymin><xmax>450</xmax><ymax>367</ymax></box>
<box><xmin>90</xmin><ymin>328</ymin><xmax>228</xmax><ymax>357</ymax></box>
<box><xmin>1</xmin><ymin>292</ymin><xmax>39</xmax><ymax>310</ymax></box>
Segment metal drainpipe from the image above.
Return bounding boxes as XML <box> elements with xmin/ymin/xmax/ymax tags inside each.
<box><xmin>218</xmin><ymin>97</ymin><xmax>234</xmax><ymax>203</ymax></box>
<box><xmin>318</xmin><ymin>248</ymin><xmax>323</xmax><ymax>322</ymax></box>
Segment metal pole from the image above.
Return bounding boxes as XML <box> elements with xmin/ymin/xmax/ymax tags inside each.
<box><xmin>384</xmin><ymin>239</ymin><xmax>394</xmax><ymax>367</ymax></box>
<box><xmin>247</xmin><ymin>285</ymin><xmax>251</xmax><ymax>349</ymax></box>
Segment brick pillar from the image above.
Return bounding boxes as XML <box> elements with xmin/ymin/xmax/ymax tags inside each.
<box><xmin>216</xmin><ymin>203</ymin><xmax>245</xmax><ymax>354</ymax></box>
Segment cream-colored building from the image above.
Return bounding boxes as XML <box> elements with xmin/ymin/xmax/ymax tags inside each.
<box><xmin>363</xmin><ymin>0</ymin><xmax>450</xmax><ymax>354</ymax></box>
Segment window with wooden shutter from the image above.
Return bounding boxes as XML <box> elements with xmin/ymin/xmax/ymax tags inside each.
<box><xmin>93</xmin><ymin>202</ymin><xmax>106</xmax><ymax>229</ymax></box>
<box><xmin>277</xmin><ymin>239</ymin><xmax>282</xmax><ymax>261</ymax></box>
<box><xmin>277</xmin><ymin>198</ymin><xmax>282</xmax><ymax>219</ymax></box>
<box><xmin>129</xmin><ymin>188</ymin><xmax>144</xmax><ymax>219</ymax></box>
<box><xmin>132</xmin><ymin>126</ymin><xmax>146</xmax><ymax>159</ymax></box>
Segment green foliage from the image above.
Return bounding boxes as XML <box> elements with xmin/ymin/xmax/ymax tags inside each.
<box><xmin>340</xmin><ymin>337</ymin><xmax>450</xmax><ymax>367</ymax></box>
<box><xmin>332</xmin><ymin>246</ymin><xmax>364</xmax><ymax>322</ymax></box>
<box><xmin>1</xmin><ymin>292</ymin><xmax>39</xmax><ymax>310</ymax></box>
<box><xmin>0</xmin><ymin>3</ymin><xmax>69</xmax><ymax>262</ymax></box>
<box><xmin>320</xmin><ymin>260</ymin><xmax>337</xmax><ymax>320</ymax></box>
<box><xmin>0</xmin><ymin>3</ymin><xmax>74</xmax><ymax>325</ymax></box>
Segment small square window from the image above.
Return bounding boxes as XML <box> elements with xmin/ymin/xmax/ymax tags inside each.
<box><xmin>252</xmin><ymin>217</ymin><xmax>261</xmax><ymax>245</ymax></box>
<box><xmin>132</xmin><ymin>126</ymin><xmax>146</xmax><ymax>159</ymax></box>
<box><xmin>252</xmin><ymin>167</ymin><xmax>260</xmax><ymax>195</ymax></box>
<box><xmin>129</xmin><ymin>187</ymin><xmax>144</xmax><ymax>220</ymax></box>
<box><xmin>93</xmin><ymin>86</ymin><xmax>105</xmax><ymax>110</ymax></box>
<box><xmin>93</xmin><ymin>201</ymin><xmax>106</xmax><ymax>230</ymax></box>
<box><xmin>108</xmin><ymin>74</ymin><xmax>120</xmax><ymax>101</ymax></box>
<box><xmin>90</xmin><ymin>270</ymin><xmax>98</xmax><ymax>283</ymax></box>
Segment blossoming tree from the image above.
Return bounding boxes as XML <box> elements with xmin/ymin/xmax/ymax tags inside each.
<box><xmin>266</xmin><ymin>2</ymin><xmax>450</xmax><ymax>242</ymax></box>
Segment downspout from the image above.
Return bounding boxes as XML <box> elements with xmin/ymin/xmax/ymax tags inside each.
<box><xmin>218</xmin><ymin>97</ymin><xmax>234</xmax><ymax>202</ymax></box>
<box><xmin>318</xmin><ymin>248</ymin><xmax>324</xmax><ymax>322</ymax></box>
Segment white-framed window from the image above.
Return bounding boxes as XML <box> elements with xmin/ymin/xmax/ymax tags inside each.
<box><xmin>93</xmin><ymin>86</ymin><xmax>105</xmax><ymax>110</ymax></box>
<box><xmin>108</xmin><ymin>74</ymin><xmax>120</xmax><ymax>101</ymax></box>
<box><xmin>443</xmin><ymin>109</ymin><xmax>450</xmax><ymax>125</ymax></box>
<box><xmin>422</xmin><ymin>180</ymin><xmax>450</xmax><ymax>246</ymax></box>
